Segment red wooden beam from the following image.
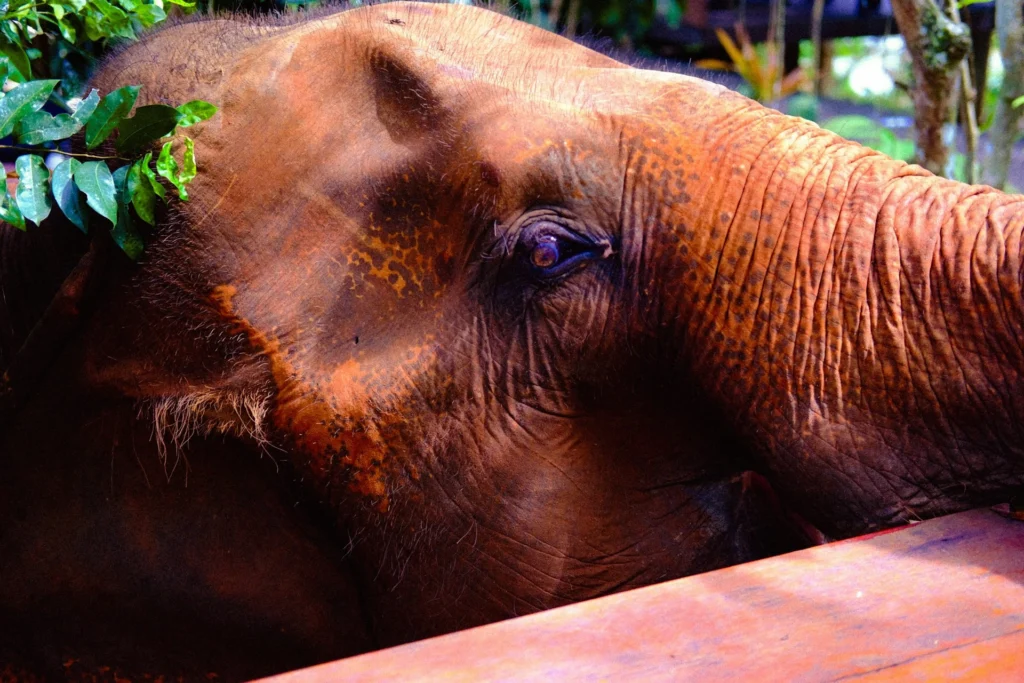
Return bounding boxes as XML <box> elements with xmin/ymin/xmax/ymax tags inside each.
<box><xmin>262</xmin><ymin>509</ymin><xmax>1024</xmax><ymax>681</ymax></box>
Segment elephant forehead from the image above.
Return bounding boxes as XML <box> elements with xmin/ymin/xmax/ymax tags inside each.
<box><xmin>344</xmin><ymin>224</ymin><xmax>450</xmax><ymax>299</ymax></box>
<box><xmin>281</xmin><ymin>3</ymin><xmax>626</xmax><ymax>83</ymax></box>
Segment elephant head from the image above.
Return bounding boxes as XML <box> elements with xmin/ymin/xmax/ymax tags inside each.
<box><xmin>17</xmin><ymin>0</ymin><xmax>1024</xmax><ymax>660</ymax></box>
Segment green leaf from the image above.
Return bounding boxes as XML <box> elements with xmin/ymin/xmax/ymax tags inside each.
<box><xmin>83</xmin><ymin>13</ymin><xmax>104</xmax><ymax>41</ymax></box>
<box><xmin>15</xmin><ymin>88</ymin><xmax>99</xmax><ymax>144</ymax></box>
<box><xmin>14</xmin><ymin>154</ymin><xmax>52</xmax><ymax>226</ymax></box>
<box><xmin>89</xmin><ymin>0</ymin><xmax>135</xmax><ymax>39</ymax></box>
<box><xmin>9</xmin><ymin>5</ymin><xmax>34</xmax><ymax>21</ymax></box>
<box><xmin>52</xmin><ymin>157</ymin><xmax>88</xmax><ymax>233</ymax></box>
<box><xmin>164</xmin><ymin>0</ymin><xmax>196</xmax><ymax>7</ymax></box>
<box><xmin>65</xmin><ymin>0</ymin><xmax>87</xmax><ymax>10</ymax></box>
<box><xmin>979</xmin><ymin>105</ymin><xmax>997</xmax><ymax>133</ymax></box>
<box><xmin>115</xmin><ymin>103</ymin><xmax>179</xmax><ymax>154</ymax></box>
<box><xmin>84</xmin><ymin>85</ymin><xmax>139</xmax><ymax>150</ymax></box>
<box><xmin>70</xmin><ymin>89</ymin><xmax>101</xmax><ymax>124</ymax></box>
<box><xmin>1013</xmin><ymin>95</ymin><xmax>1024</xmax><ymax>109</ymax></box>
<box><xmin>0</xmin><ymin>80</ymin><xmax>59</xmax><ymax>138</ymax></box>
<box><xmin>156</xmin><ymin>140</ymin><xmax>179</xmax><ymax>184</ymax></box>
<box><xmin>0</xmin><ymin>189</ymin><xmax>25</xmax><ymax>231</ymax></box>
<box><xmin>139</xmin><ymin>150</ymin><xmax>166</xmax><ymax>201</ymax></box>
<box><xmin>135</xmin><ymin>3</ymin><xmax>166</xmax><ymax>27</ymax></box>
<box><xmin>155</xmin><ymin>138</ymin><xmax>198</xmax><ymax>201</ymax></box>
<box><xmin>111</xmin><ymin>164</ymin><xmax>143</xmax><ymax>260</ymax></box>
<box><xmin>13</xmin><ymin>111</ymin><xmax>59</xmax><ymax>144</ymax></box>
<box><xmin>128</xmin><ymin>158</ymin><xmax>156</xmax><ymax>224</ymax></box>
<box><xmin>156</xmin><ymin>139</ymin><xmax>195</xmax><ymax>201</ymax></box>
<box><xmin>0</xmin><ymin>38</ymin><xmax>31</xmax><ymax>81</ymax></box>
<box><xmin>56</xmin><ymin>17</ymin><xmax>76</xmax><ymax>43</ymax></box>
<box><xmin>113</xmin><ymin>165</ymin><xmax>129</xmax><ymax>201</ymax></box>
<box><xmin>179</xmin><ymin>137</ymin><xmax>196</xmax><ymax>186</ymax></box>
<box><xmin>1</xmin><ymin>23</ymin><xmax>21</xmax><ymax>46</ymax></box>
<box><xmin>74</xmin><ymin>160</ymin><xmax>117</xmax><ymax>225</ymax></box>
<box><xmin>175</xmin><ymin>100</ymin><xmax>217</xmax><ymax>127</ymax></box>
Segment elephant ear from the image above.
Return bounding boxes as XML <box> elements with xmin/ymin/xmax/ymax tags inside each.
<box><xmin>369</xmin><ymin>49</ymin><xmax>451</xmax><ymax>145</ymax></box>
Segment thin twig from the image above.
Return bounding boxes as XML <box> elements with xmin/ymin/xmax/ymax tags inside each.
<box><xmin>0</xmin><ymin>144</ymin><xmax>126</xmax><ymax>161</ymax></box>
<box><xmin>948</xmin><ymin>0</ymin><xmax>978</xmax><ymax>183</ymax></box>
<box><xmin>981</xmin><ymin>0</ymin><xmax>1024</xmax><ymax>188</ymax></box>
<box><xmin>564</xmin><ymin>0</ymin><xmax>580</xmax><ymax>38</ymax></box>
<box><xmin>958</xmin><ymin>60</ymin><xmax>979</xmax><ymax>183</ymax></box>
<box><xmin>549</xmin><ymin>0</ymin><xmax>565</xmax><ymax>31</ymax></box>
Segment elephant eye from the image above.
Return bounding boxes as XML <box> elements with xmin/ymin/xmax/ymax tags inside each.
<box><xmin>530</xmin><ymin>235</ymin><xmax>561</xmax><ymax>269</ymax></box>
<box><xmin>520</xmin><ymin>222</ymin><xmax>596</xmax><ymax>278</ymax></box>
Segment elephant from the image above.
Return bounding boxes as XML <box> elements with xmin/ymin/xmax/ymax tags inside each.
<box><xmin>2</xmin><ymin>2</ymin><xmax>1023</xmax><ymax>679</ymax></box>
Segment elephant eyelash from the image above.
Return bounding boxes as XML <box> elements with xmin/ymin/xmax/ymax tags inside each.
<box><xmin>476</xmin><ymin>220</ymin><xmax>515</xmax><ymax>261</ymax></box>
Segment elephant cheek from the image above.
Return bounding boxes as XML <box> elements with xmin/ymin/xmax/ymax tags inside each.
<box><xmin>210</xmin><ymin>284</ymin><xmax>396</xmax><ymax>511</ymax></box>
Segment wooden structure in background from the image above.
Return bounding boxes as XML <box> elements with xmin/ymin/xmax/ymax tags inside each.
<box><xmin>648</xmin><ymin>0</ymin><xmax>996</xmax><ymax>93</ymax></box>
<box><xmin>648</xmin><ymin>0</ymin><xmax>995</xmax><ymax>48</ymax></box>
<box><xmin>263</xmin><ymin>508</ymin><xmax>1024</xmax><ymax>681</ymax></box>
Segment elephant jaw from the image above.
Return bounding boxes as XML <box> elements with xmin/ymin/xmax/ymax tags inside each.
<box><xmin>203</xmin><ymin>282</ymin><xmax>823</xmax><ymax>607</ymax></box>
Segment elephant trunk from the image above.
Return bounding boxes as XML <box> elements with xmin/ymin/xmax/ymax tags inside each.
<box><xmin>646</xmin><ymin>99</ymin><xmax>1024</xmax><ymax>537</ymax></box>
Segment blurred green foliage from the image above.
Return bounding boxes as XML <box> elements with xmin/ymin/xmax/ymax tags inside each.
<box><xmin>820</xmin><ymin>114</ymin><xmax>991</xmax><ymax>186</ymax></box>
<box><xmin>822</xmin><ymin>115</ymin><xmax>916</xmax><ymax>161</ymax></box>
<box><xmin>803</xmin><ymin>37</ymin><xmax>914</xmax><ymax>114</ymax></box>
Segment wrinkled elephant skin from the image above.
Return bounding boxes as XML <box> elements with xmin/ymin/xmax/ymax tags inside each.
<box><xmin>2</xmin><ymin>3</ymin><xmax>1023</xmax><ymax>680</ymax></box>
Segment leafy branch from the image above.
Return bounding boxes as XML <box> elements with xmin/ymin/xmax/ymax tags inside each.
<box><xmin>0</xmin><ymin>1</ymin><xmax>219</xmax><ymax>259</ymax></box>
<box><xmin>0</xmin><ymin>81</ymin><xmax>215</xmax><ymax>259</ymax></box>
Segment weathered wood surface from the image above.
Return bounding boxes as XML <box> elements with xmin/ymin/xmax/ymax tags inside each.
<box><xmin>263</xmin><ymin>509</ymin><xmax>1024</xmax><ymax>682</ymax></box>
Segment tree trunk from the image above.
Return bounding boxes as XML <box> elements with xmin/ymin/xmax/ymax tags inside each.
<box><xmin>811</xmin><ymin>0</ymin><xmax>826</xmax><ymax>98</ymax></box>
<box><xmin>981</xmin><ymin>0</ymin><xmax>1024</xmax><ymax>189</ymax></box>
<box><xmin>891</xmin><ymin>0</ymin><xmax>972</xmax><ymax>175</ymax></box>
<box><xmin>769</xmin><ymin>0</ymin><xmax>786</xmax><ymax>101</ymax></box>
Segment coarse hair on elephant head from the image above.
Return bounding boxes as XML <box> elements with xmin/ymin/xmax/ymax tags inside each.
<box><xmin>4</xmin><ymin>1</ymin><xmax>1024</xmax><ymax>678</ymax></box>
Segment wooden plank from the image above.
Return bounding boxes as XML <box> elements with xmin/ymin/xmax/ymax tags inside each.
<box><xmin>262</xmin><ymin>509</ymin><xmax>1024</xmax><ymax>682</ymax></box>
